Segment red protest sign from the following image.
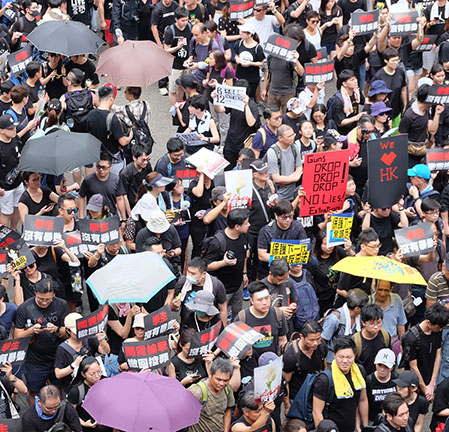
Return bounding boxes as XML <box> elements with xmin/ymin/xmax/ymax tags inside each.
<box><xmin>187</xmin><ymin>322</ymin><xmax>221</xmax><ymax>357</ymax></box>
<box><xmin>23</xmin><ymin>215</ymin><xmax>64</xmax><ymax>246</ymax></box>
<box><xmin>427</xmin><ymin>148</ymin><xmax>449</xmax><ymax>171</ymax></box>
<box><xmin>0</xmin><ymin>337</ymin><xmax>31</xmax><ymax>367</ymax></box>
<box><xmin>216</xmin><ymin>323</ymin><xmax>264</xmax><ymax>359</ymax></box>
<box><xmin>143</xmin><ymin>305</ymin><xmax>176</xmax><ymax>340</ymax></box>
<box><xmin>76</xmin><ymin>304</ymin><xmax>109</xmax><ymax>340</ymax></box>
<box><xmin>124</xmin><ymin>335</ymin><xmax>171</xmax><ymax>371</ymax></box>
<box><xmin>300</xmin><ymin>150</ymin><xmax>349</xmax><ymax>216</ymax></box>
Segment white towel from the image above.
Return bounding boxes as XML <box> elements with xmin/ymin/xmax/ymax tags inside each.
<box><xmin>342</xmin><ymin>303</ymin><xmax>361</xmax><ymax>335</ymax></box>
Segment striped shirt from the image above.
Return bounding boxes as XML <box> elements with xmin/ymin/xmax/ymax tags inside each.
<box><xmin>425</xmin><ymin>271</ymin><xmax>449</xmax><ymax>302</ymax></box>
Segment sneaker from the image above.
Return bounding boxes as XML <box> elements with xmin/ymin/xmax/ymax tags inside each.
<box><xmin>159</xmin><ymin>87</ymin><xmax>168</xmax><ymax>96</ymax></box>
<box><xmin>243</xmin><ymin>288</ymin><xmax>250</xmax><ymax>301</ymax></box>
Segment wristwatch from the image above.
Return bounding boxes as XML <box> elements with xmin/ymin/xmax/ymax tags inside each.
<box><xmin>9</xmin><ymin>376</ymin><xmax>17</xmax><ymax>383</ymax></box>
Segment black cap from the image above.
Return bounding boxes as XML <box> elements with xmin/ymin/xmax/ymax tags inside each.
<box><xmin>0</xmin><ymin>114</ymin><xmax>18</xmax><ymax>130</ymax></box>
<box><xmin>175</xmin><ymin>74</ymin><xmax>197</xmax><ymax>89</ymax></box>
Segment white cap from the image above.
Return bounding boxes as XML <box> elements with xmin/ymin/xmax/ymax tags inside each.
<box><xmin>238</xmin><ymin>22</ymin><xmax>256</xmax><ymax>34</ymax></box>
<box><xmin>374</xmin><ymin>348</ymin><xmax>395</xmax><ymax>368</ymax></box>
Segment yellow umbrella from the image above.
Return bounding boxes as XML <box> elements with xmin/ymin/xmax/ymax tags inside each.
<box><xmin>331</xmin><ymin>255</ymin><xmax>427</xmax><ymax>285</ymax></box>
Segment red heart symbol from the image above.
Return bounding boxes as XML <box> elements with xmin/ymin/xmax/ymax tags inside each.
<box><xmin>380</xmin><ymin>152</ymin><xmax>396</xmax><ymax>166</ymax></box>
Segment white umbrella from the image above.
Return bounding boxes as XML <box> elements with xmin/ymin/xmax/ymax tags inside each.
<box><xmin>86</xmin><ymin>252</ymin><xmax>175</xmax><ymax>304</ymax></box>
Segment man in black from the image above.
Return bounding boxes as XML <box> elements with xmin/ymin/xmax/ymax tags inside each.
<box><xmin>155</xmin><ymin>137</ymin><xmax>187</xmax><ymax>178</ymax></box>
<box><xmin>9</xmin><ymin>0</ymin><xmax>39</xmax><ymax>52</ymax></box>
<box><xmin>24</xmin><ymin>61</ymin><xmax>43</xmax><ymax>119</ymax></box>
<box><xmin>66</xmin><ymin>0</ymin><xmax>90</xmax><ymax>24</ymax></box>
<box><xmin>65</xmin><ymin>55</ymin><xmax>100</xmax><ymax>89</ymax></box>
<box><xmin>374</xmin><ymin>393</ymin><xmax>413</xmax><ymax>432</ymax></box>
<box><xmin>112</xmin><ymin>0</ymin><xmax>139</xmax><ymax>43</ymax></box>
<box><xmin>338</xmin><ymin>0</ymin><xmax>366</xmax><ymax>25</ymax></box>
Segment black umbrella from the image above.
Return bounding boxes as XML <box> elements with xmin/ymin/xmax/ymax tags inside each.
<box><xmin>18</xmin><ymin>130</ymin><xmax>102</xmax><ymax>175</ymax></box>
<box><xmin>26</xmin><ymin>20</ymin><xmax>104</xmax><ymax>56</ymax></box>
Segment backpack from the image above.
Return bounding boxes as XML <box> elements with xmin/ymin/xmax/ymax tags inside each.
<box><xmin>60</xmin><ymin>340</ymin><xmax>90</xmax><ymax>362</ymax></box>
<box><xmin>399</xmin><ymin>325</ymin><xmax>420</xmax><ymax>369</ymax></box>
<box><xmin>268</xmin><ymin>142</ymin><xmax>299</xmax><ymax>176</ymax></box>
<box><xmin>353</xmin><ymin>328</ymin><xmax>390</xmax><ymax>361</ymax></box>
<box><xmin>287</xmin><ymin>369</ymin><xmax>334</xmax><ymax>429</ymax></box>
<box><xmin>318</xmin><ymin>309</ymin><xmax>343</xmax><ymax>340</ymax></box>
<box><xmin>291</xmin><ymin>269</ymin><xmax>320</xmax><ymax>330</ymax></box>
<box><xmin>194</xmin><ymin>380</ymin><xmax>230</xmax><ymax>406</ymax></box>
<box><xmin>326</xmin><ymin>91</ymin><xmax>343</xmax><ymax>121</ymax></box>
<box><xmin>208</xmin><ymin>64</ymin><xmax>236</xmax><ymax>80</ymax></box>
<box><xmin>155</xmin><ymin>153</ymin><xmax>187</xmax><ymax>176</ymax></box>
<box><xmin>125</xmin><ymin>102</ymin><xmax>155</xmax><ymax>154</ymax></box>
<box><xmin>46</xmin><ymin>401</ymin><xmax>71</xmax><ymax>432</ymax></box>
<box><xmin>244</xmin><ymin>126</ymin><xmax>266</xmax><ymax>149</ymax></box>
<box><xmin>237</xmin><ymin>306</ymin><xmax>285</xmax><ymax>333</ymax></box>
<box><xmin>200</xmin><ymin>230</ymin><xmax>227</xmax><ymax>258</ymax></box>
<box><xmin>64</xmin><ymin>89</ymin><xmax>93</xmax><ymax>133</ymax></box>
<box><xmin>285</xmin><ymin>337</ymin><xmax>327</xmax><ymax>376</ymax></box>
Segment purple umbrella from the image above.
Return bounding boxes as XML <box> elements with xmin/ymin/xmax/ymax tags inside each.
<box><xmin>83</xmin><ymin>371</ymin><xmax>202</xmax><ymax>432</ymax></box>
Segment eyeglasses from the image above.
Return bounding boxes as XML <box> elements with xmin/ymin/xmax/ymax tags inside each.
<box><xmin>41</xmin><ymin>402</ymin><xmax>61</xmax><ymax>413</ymax></box>
<box><xmin>35</xmin><ymin>296</ymin><xmax>54</xmax><ymax>304</ymax></box>
<box><xmin>97</xmin><ymin>164</ymin><xmax>111</xmax><ymax>171</ymax></box>
<box><xmin>278</xmin><ymin>213</ymin><xmax>294</xmax><ymax>220</ymax></box>
<box><xmin>65</xmin><ymin>207</ymin><xmax>78</xmax><ymax>215</ymax></box>
<box><xmin>365</xmin><ymin>243</ymin><xmax>382</xmax><ymax>250</ymax></box>
<box><xmin>272</xmin><ymin>115</ymin><xmax>282</xmax><ymax>121</ymax></box>
<box><xmin>87</xmin><ymin>371</ymin><xmax>102</xmax><ymax>378</ymax></box>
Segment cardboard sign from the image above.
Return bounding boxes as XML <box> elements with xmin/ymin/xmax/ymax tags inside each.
<box><xmin>7</xmin><ymin>239</ymin><xmax>35</xmax><ymax>271</ymax></box>
<box><xmin>412</xmin><ymin>34</ymin><xmax>437</xmax><ymax>52</ymax></box>
<box><xmin>63</xmin><ymin>230</ymin><xmax>96</xmax><ymax>258</ymax></box>
<box><xmin>124</xmin><ymin>336</ymin><xmax>171</xmax><ymax>371</ymax></box>
<box><xmin>425</xmin><ymin>85</ymin><xmax>449</xmax><ymax>105</ymax></box>
<box><xmin>389</xmin><ymin>11</ymin><xmax>418</xmax><ymax>36</ymax></box>
<box><xmin>143</xmin><ymin>305</ymin><xmax>176</xmax><ymax>340</ymax></box>
<box><xmin>0</xmin><ymin>337</ymin><xmax>31</xmax><ymax>367</ymax></box>
<box><xmin>7</xmin><ymin>45</ymin><xmax>33</xmax><ymax>76</ymax></box>
<box><xmin>224</xmin><ymin>169</ymin><xmax>252</xmax><ymax>211</ymax></box>
<box><xmin>351</xmin><ymin>9</ymin><xmax>379</xmax><ymax>35</ymax></box>
<box><xmin>269</xmin><ymin>239</ymin><xmax>310</xmax><ymax>265</ymax></box>
<box><xmin>214</xmin><ymin>84</ymin><xmax>246</xmax><ymax>112</ymax></box>
<box><xmin>76</xmin><ymin>304</ymin><xmax>109</xmax><ymax>340</ymax></box>
<box><xmin>175</xmin><ymin>167</ymin><xmax>197</xmax><ymax>188</ymax></box>
<box><xmin>216</xmin><ymin>322</ymin><xmax>264</xmax><ymax>359</ymax></box>
<box><xmin>395</xmin><ymin>222</ymin><xmax>434</xmax><ymax>258</ymax></box>
<box><xmin>174</xmin><ymin>132</ymin><xmax>204</xmax><ymax>148</ymax></box>
<box><xmin>23</xmin><ymin>215</ymin><xmax>64</xmax><ymax>246</ymax></box>
<box><xmin>300</xmin><ymin>150</ymin><xmax>349</xmax><ymax>216</ymax></box>
<box><xmin>229</xmin><ymin>0</ymin><xmax>254</xmax><ymax>20</ymax></box>
<box><xmin>78</xmin><ymin>217</ymin><xmax>120</xmax><ymax>245</ymax></box>
<box><xmin>0</xmin><ymin>249</ymin><xmax>8</xmax><ymax>278</ymax></box>
<box><xmin>263</xmin><ymin>34</ymin><xmax>297</xmax><ymax>63</ymax></box>
<box><xmin>187</xmin><ymin>321</ymin><xmax>221</xmax><ymax>357</ymax></box>
<box><xmin>254</xmin><ymin>355</ymin><xmax>283</xmax><ymax>403</ymax></box>
<box><xmin>186</xmin><ymin>147</ymin><xmax>229</xmax><ymax>179</ymax></box>
<box><xmin>367</xmin><ymin>135</ymin><xmax>408</xmax><ymax>208</ymax></box>
<box><xmin>0</xmin><ymin>226</ymin><xmax>21</xmax><ymax>249</ymax></box>
<box><xmin>326</xmin><ymin>213</ymin><xmax>354</xmax><ymax>246</ymax></box>
<box><xmin>315</xmin><ymin>47</ymin><xmax>328</xmax><ymax>63</ymax></box>
<box><xmin>427</xmin><ymin>148</ymin><xmax>449</xmax><ymax>171</ymax></box>
<box><xmin>304</xmin><ymin>60</ymin><xmax>334</xmax><ymax>84</ymax></box>
<box><xmin>0</xmin><ymin>418</ymin><xmax>21</xmax><ymax>432</ymax></box>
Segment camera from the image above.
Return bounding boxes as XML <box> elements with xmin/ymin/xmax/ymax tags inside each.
<box><xmin>80</xmin><ymin>345</ymin><xmax>90</xmax><ymax>356</ymax></box>
<box><xmin>226</xmin><ymin>250</ymin><xmax>236</xmax><ymax>260</ymax></box>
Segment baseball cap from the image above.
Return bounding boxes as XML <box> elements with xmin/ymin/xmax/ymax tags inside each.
<box><xmin>211</xmin><ymin>186</ymin><xmax>226</xmax><ymax>202</ymax></box>
<box><xmin>0</xmin><ymin>114</ymin><xmax>18</xmax><ymax>130</ymax></box>
<box><xmin>286</xmin><ymin>97</ymin><xmax>305</xmax><ymax>115</ymax></box>
<box><xmin>86</xmin><ymin>193</ymin><xmax>104</xmax><ymax>212</ymax></box>
<box><xmin>238</xmin><ymin>22</ymin><xmax>256</xmax><ymax>34</ymax></box>
<box><xmin>132</xmin><ymin>313</ymin><xmax>146</xmax><ymax>328</ymax></box>
<box><xmin>374</xmin><ymin>348</ymin><xmax>395</xmax><ymax>368</ymax></box>
<box><xmin>175</xmin><ymin>74</ymin><xmax>198</xmax><ymax>89</ymax></box>
<box><xmin>407</xmin><ymin>164</ymin><xmax>431</xmax><ymax>180</ymax></box>
<box><xmin>393</xmin><ymin>370</ymin><xmax>419</xmax><ymax>388</ymax></box>
<box><xmin>250</xmin><ymin>159</ymin><xmax>269</xmax><ymax>173</ymax></box>
<box><xmin>64</xmin><ymin>312</ymin><xmax>83</xmax><ymax>333</ymax></box>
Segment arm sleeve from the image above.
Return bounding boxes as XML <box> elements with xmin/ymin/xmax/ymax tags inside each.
<box><xmin>332</xmin><ymin>96</ymin><xmax>346</xmax><ymax>127</ymax></box>
<box><xmin>266</xmin><ymin>148</ymin><xmax>280</xmax><ymax>175</ymax></box>
<box><xmin>398</xmin><ymin>110</ymin><xmax>413</xmax><ymax>134</ymax></box>
<box><xmin>321</xmin><ymin>314</ymin><xmax>339</xmax><ymax>341</ymax></box>
<box><xmin>163</xmin><ymin>26</ymin><xmax>174</xmax><ymax>46</ymax></box>
<box><xmin>112</xmin><ymin>115</ymin><xmax>126</xmax><ymax>140</ymax></box>
<box><xmin>251</xmin><ymin>130</ymin><xmax>264</xmax><ymax>150</ymax></box>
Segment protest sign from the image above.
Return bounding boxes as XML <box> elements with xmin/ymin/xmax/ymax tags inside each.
<box><xmin>63</xmin><ymin>230</ymin><xmax>96</xmax><ymax>258</ymax></box>
<box><xmin>426</xmin><ymin>85</ymin><xmax>449</xmax><ymax>104</ymax></box>
<box><xmin>216</xmin><ymin>323</ymin><xmax>264</xmax><ymax>359</ymax></box>
<box><xmin>7</xmin><ymin>45</ymin><xmax>33</xmax><ymax>77</ymax></box>
<box><xmin>0</xmin><ymin>337</ymin><xmax>31</xmax><ymax>367</ymax></box>
<box><xmin>254</xmin><ymin>355</ymin><xmax>283</xmax><ymax>403</ymax></box>
<box><xmin>76</xmin><ymin>304</ymin><xmax>109</xmax><ymax>340</ymax></box>
<box><xmin>304</xmin><ymin>60</ymin><xmax>334</xmax><ymax>84</ymax></box>
<box><xmin>186</xmin><ymin>147</ymin><xmax>229</xmax><ymax>179</ymax></box>
<box><xmin>326</xmin><ymin>213</ymin><xmax>354</xmax><ymax>246</ymax></box>
<box><xmin>224</xmin><ymin>169</ymin><xmax>252</xmax><ymax>211</ymax></box>
<box><xmin>7</xmin><ymin>239</ymin><xmax>35</xmax><ymax>271</ymax></box>
<box><xmin>229</xmin><ymin>0</ymin><xmax>254</xmax><ymax>20</ymax></box>
<box><xmin>175</xmin><ymin>132</ymin><xmax>204</xmax><ymax>148</ymax></box>
<box><xmin>0</xmin><ymin>226</ymin><xmax>21</xmax><ymax>249</ymax></box>
<box><xmin>78</xmin><ymin>217</ymin><xmax>120</xmax><ymax>245</ymax></box>
<box><xmin>214</xmin><ymin>84</ymin><xmax>246</xmax><ymax>112</ymax></box>
<box><xmin>187</xmin><ymin>321</ymin><xmax>221</xmax><ymax>357</ymax></box>
<box><xmin>124</xmin><ymin>335</ymin><xmax>171</xmax><ymax>371</ymax></box>
<box><xmin>175</xmin><ymin>167</ymin><xmax>197</xmax><ymax>188</ymax></box>
<box><xmin>22</xmin><ymin>215</ymin><xmax>63</xmax><ymax>246</ymax></box>
<box><xmin>0</xmin><ymin>418</ymin><xmax>21</xmax><ymax>432</ymax></box>
<box><xmin>427</xmin><ymin>148</ymin><xmax>449</xmax><ymax>171</ymax></box>
<box><xmin>395</xmin><ymin>222</ymin><xmax>434</xmax><ymax>258</ymax></box>
<box><xmin>351</xmin><ymin>9</ymin><xmax>379</xmax><ymax>35</ymax></box>
<box><xmin>367</xmin><ymin>135</ymin><xmax>408</xmax><ymax>208</ymax></box>
<box><xmin>0</xmin><ymin>249</ymin><xmax>8</xmax><ymax>278</ymax></box>
<box><xmin>300</xmin><ymin>150</ymin><xmax>349</xmax><ymax>216</ymax></box>
<box><xmin>411</xmin><ymin>34</ymin><xmax>437</xmax><ymax>52</ymax></box>
<box><xmin>315</xmin><ymin>47</ymin><xmax>327</xmax><ymax>62</ymax></box>
<box><xmin>389</xmin><ymin>11</ymin><xmax>418</xmax><ymax>36</ymax></box>
<box><xmin>263</xmin><ymin>34</ymin><xmax>297</xmax><ymax>62</ymax></box>
<box><xmin>143</xmin><ymin>305</ymin><xmax>176</xmax><ymax>340</ymax></box>
<box><xmin>269</xmin><ymin>239</ymin><xmax>310</xmax><ymax>265</ymax></box>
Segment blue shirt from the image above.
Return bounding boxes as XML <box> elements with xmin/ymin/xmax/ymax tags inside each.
<box><xmin>251</xmin><ymin>124</ymin><xmax>278</xmax><ymax>159</ymax></box>
<box><xmin>369</xmin><ymin>293</ymin><xmax>407</xmax><ymax>337</ymax></box>
<box><xmin>0</xmin><ymin>302</ymin><xmax>18</xmax><ymax>333</ymax></box>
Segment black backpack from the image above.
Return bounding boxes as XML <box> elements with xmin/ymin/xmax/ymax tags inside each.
<box><xmin>46</xmin><ymin>401</ymin><xmax>71</xmax><ymax>432</ymax></box>
<box><xmin>201</xmin><ymin>230</ymin><xmax>227</xmax><ymax>258</ymax></box>
<box><xmin>64</xmin><ymin>89</ymin><xmax>93</xmax><ymax>133</ymax></box>
<box><xmin>399</xmin><ymin>325</ymin><xmax>420</xmax><ymax>369</ymax></box>
<box><xmin>125</xmin><ymin>102</ymin><xmax>154</xmax><ymax>154</ymax></box>
<box><xmin>326</xmin><ymin>91</ymin><xmax>343</xmax><ymax>121</ymax></box>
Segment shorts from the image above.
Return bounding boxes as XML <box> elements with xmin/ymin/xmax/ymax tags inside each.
<box><xmin>0</xmin><ymin>183</ymin><xmax>24</xmax><ymax>215</ymax></box>
<box><xmin>23</xmin><ymin>362</ymin><xmax>56</xmax><ymax>392</ymax></box>
<box><xmin>104</xmin><ymin>19</ymin><xmax>113</xmax><ymax>44</ymax></box>
<box><xmin>169</xmin><ymin>69</ymin><xmax>190</xmax><ymax>93</ymax></box>
<box><xmin>407</xmin><ymin>68</ymin><xmax>423</xmax><ymax>77</ymax></box>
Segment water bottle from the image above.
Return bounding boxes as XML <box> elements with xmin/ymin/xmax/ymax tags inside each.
<box><xmin>25</xmin><ymin>319</ymin><xmax>32</xmax><ymax>328</ymax></box>
<box><xmin>69</xmin><ymin>262</ymin><xmax>83</xmax><ymax>293</ymax></box>
<box><xmin>37</xmin><ymin>85</ymin><xmax>44</xmax><ymax>99</ymax></box>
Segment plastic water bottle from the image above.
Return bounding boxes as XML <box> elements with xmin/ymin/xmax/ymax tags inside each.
<box><xmin>37</xmin><ymin>85</ymin><xmax>44</xmax><ymax>99</ymax></box>
<box><xmin>25</xmin><ymin>319</ymin><xmax>32</xmax><ymax>328</ymax></box>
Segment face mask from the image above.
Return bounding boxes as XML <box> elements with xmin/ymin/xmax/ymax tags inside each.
<box><xmin>186</xmin><ymin>275</ymin><xmax>200</xmax><ymax>285</ymax></box>
<box><xmin>30</xmin><ymin>10</ymin><xmax>39</xmax><ymax>17</ymax></box>
<box><xmin>195</xmin><ymin>311</ymin><xmax>207</xmax><ymax>317</ymax></box>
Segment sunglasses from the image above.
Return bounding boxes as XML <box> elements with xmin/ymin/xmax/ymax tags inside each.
<box><xmin>65</xmin><ymin>207</ymin><xmax>78</xmax><ymax>215</ymax></box>
<box><xmin>97</xmin><ymin>164</ymin><xmax>111</xmax><ymax>171</ymax></box>
<box><xmin>254</xmin><ymin>8</ymin><xmax>263</xmax><ymax>11</ymax></box>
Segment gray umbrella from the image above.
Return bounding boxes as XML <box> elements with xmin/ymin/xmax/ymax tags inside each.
<box><xmin>18</xmin><ymin>130</ymin><xmax>102</xmax><ymax>175</ymax></box>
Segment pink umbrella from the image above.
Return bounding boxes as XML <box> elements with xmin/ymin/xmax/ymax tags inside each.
<box><xmin>83</xmin><ymin>371</ymin><xmax>202</xmax><ymax>432</ymax></box>
<box><xmin>96</xmin><ymin>40</ymin><xmax>173</xmax><ymax>87</ymax></box>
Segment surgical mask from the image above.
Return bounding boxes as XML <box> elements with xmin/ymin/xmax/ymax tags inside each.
<box><xmin>186</xmin><ymin>275</ymin><xmax>200</xmax><ymax>285</ymax></box>
<box><xmin>195</xmin><ymin>311</ymin><xmax>207</xmax><ymax>317</ymax></box>
<box><xmin>30</xmin><ymin>10</ymin><xmax>39</xmax><ymax>17</ymax></box>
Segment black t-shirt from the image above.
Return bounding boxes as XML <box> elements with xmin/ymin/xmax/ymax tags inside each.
<box><xmin>42</xmin><ymin>60</ymin><xmax>67</xmax><ymax>100</ymax></box>
<box><xmin>333</xmin><ymin>92</ymin><xmax>364</xmax><ymax>136</ymax></box>
<box><xmin>335</xmin><ymin>273</ymin><xmax>372</xmax><ymax>307</ymax></box>
<box><xmin>19</xmin><ymin>186</ymin><xmax>53</xmax><ymax>215</ymax></box>
<box><xmin>408</xmin><ymin>394</ymin><xmax>429</xmax><ymax>427</ymax></box>
<box><xmin>11</xmin><ymin>16</ymin><xmax>37</xmax><ymax>50</ymax></box>
<box><xmin>349</xmin><ymin>139</ymin><xmax>368</xmax><ymax>192</ymax></box>
<box><xmin>67</xmin><ymin>0</ymin><xmax>90</xmax><ymax>24</ymax></box>
<box><xmin>135</xmin><ymin>225</ymin><xmax>182</xmax><ymax>253</ymax></box>
<box><xmin>431</xmin><ymin>377</ymin><xmax>449</xmax><ymax>431</ymax></box>
<box><xmin>320</xmin><ymin>6</ymin><xmax>342</xmax><ymax>44</ymax></box>
<box><xmin>151</xmin><ymin>2</ymin><xmax>178</xmax><ymax>37</ymax></box>
<box><xmin>65</xmin><ymin>60</ymin><xmax>100</xmax><ymax>88</ymax></box>
<box><xmin>119</xmin><ymin>162</ymin><xmax>153</xmax><ymax>209</ymax></box>
<box><xmin>19</xmin><ymin>271</ymin><xmax>52</xmax><ymax>302</ymax></box>
<box><xmin>22</xmin><ymin>402</ymin><xmax>82</xmax><ymax>432</ymax></box>
<box><xmin>356</xmin><ymin>331</ymin><xmax>390</xmax><ymax>375</ymax></box>
<box><xmin>14</xmin><ymin>297</ymin><xmax>68</xmax><ymax>363</ymax></box>
<box><xmin>163</xmin><ymin>24</ymin><xmax>192</xmax><ymax>70</ymax></box>
<box><xmin>170</xmin><ymin>354</ymin><xmax>207</xmax><ymax>382</ymax></box>
<box><xmin>335</xmin><ymin>49</ymin><xmax>367</xmax><ymax>83</ymax></box>
<box><xmin>234</xmin><ymin>41</ymin><xmax>265</xmax><ymax>83</ymax></box>
<box><xmin>188</xmin><ymin>178</ymin><xmax>214</xmax><ymax>229</ymax></box>
<box><xmin>369</xmin><ymin>212</ymin><xmax>401</xmax><ymax>255</ymax></box>
<box><xmin>260</xmin><ymin>277</ymin><xmax>298</xmax><ymax>308</ymax></box>
<box><xmin>186</xmin><ymin>4</ymin><xmax>205</xmax><ymax>24</ymax></box>
<box><xmin>282</xmin><ymin>113</ymin><xmax>306</xmax><ymax>140</ymax></box>
<box><xmin>366</xmin><ymin>372</ymin><xmax>398</xmax><ymax>421</ymax></box>
<box><xmin>373</xmin><ymin>68</ymin><xmax>406</xmax><ymax>119</ymax></box>
<box><xmin>338</xmin><ymin>0</ymin><xmax>366</xmax><ymax>25</ymax></box>
<box><xmin>0</xmin><ymin>137</ymin><xmax>21</xmax><ymax>190</ymax></box>
<box><xmin>0</xmin><ymin>99</ymin><xmax>11</xmax><ymax>115</ymax></box>
<box><xmin>399</xmin><ymin>103</ymin><xmax>429</xmax><ymax>143</ymax></box>
<box><xmin>87</xmin><ymin>109</ymin><xmax>125</xmax><ymax>155</ymax></box>
<box><xmin>107</xmin><ymin>305</ymin><xmax>134</xmax><ymax>355</ymax></box>
<box><xmin>267</xmin><ymin>56</ymin><xmax>295</xmax><ymax>95</ymax></box>
<box><xmin>249</xmin><ymin>182</ymin><xmax>275</xmax><ymax>236</ymax></box>
<box><xmin>424</xmin><ymin>4</ymin><xmax>448</xmax><ymax>36</ymax></box>
<box><xmin>26</xmin><ymin>79</ymin><xmax>43</xmax><ymax>106</ymax></box>
<box><xmin>0</xmin><ymin>376</ymin><xmax>14</xmax><ymax>419</ymax></box>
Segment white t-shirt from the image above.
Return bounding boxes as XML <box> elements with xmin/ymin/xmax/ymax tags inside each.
<box><xmin>247</xmin><ymin>16</ymin><xmax>278</xmax><ymax>45</ymax></box>
<box><xmin>298</xmin><ymin>87</ymin><xmax>325</xmax><ymax>120</ymax></box>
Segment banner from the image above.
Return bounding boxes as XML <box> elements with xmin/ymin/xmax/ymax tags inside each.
<box><xmin>263</xmin><ymin>34</ymin><xmax>297</xmax><ymax>63</ymax></box>
<box><xmin>315</xmin><ymin>47</ymin><xmax>327</xmax><ymax>62</ymax></box>
<box><xmin>389</xmin><ymin>11</ymin><xmax>418</xmax><ymax>36</ymax></box>
<box><xmin>395</xmin><ymin>222</ymin><xmax>434</xmax><ymax>258</ymax></box>
<box><xmin>427</xmin><ymin>148</ymin><xmax>449</xmax><ymax>171</ymax></box>
<box><xmin>216</xmin><ymin>322</ymin><xmax>264</xmax><ymax>359</ymax></box>
<box><xmin>143</xmin><ymin>305</ymin><xmax>176</xmax><ymax>340</ymax></box>
<box><xmin>0</xmin><ymin>249</ymin><xmax>8</xmax><ymax>278</ymax></box>
<box><xmin>326</xmin><ymin>213</ymin><xmax>354</xmax><ymax>246</ymax></box>
<box><xmin>186</xmin><ymin>147</ymin><xmax>229</xmax><ymax>179</ymax></box>
<box><xmin>7</xmin><ymin>45</ymin><xmax>33</xmax><ymax>77</ymax></box>
<box><xmin>0</xmin><ymin>337</ymin><xmax>31</xmax><ymax>367</ymax></box>
<box><xmin>63</xmin><ymin>230</ymin><xmax>96</xmax><ymax>258</ymax></box>
<box><xmin>304</xmin><ymin>60</ymin><xmax>334</xmax><ymax>84</ymax></box>
<box><xmin>351</xmin><ymin>9</ymin><xmax>379</xmax><ymax>35</ymax></box>
<box><xmin>174</xmin><ymin>132</ymin><xmax>204</xmax><ymax>148</ymax></box>
<box><xmin>411</xmin><ymin>34</ymin><xmax>437</xmax><ymax>52</ymax></box>
<box><xmin>367</xmin><ymin>135</ymin><xmax>408</xmax><ymax>208</ymax></box>
<box><xmin>269</xmin><ymin>239</ymin><xmax>310</xmax><ymax>265</ymax></box>
<box><xmin>123</xmin><ymin>335</ymin><xmax>171</xmax><ymax>371</ymax></box>
<box><xmin>76</xmin><ymin>304</ymin><xmax>109</xmax><ymax>340</ymax></box>
<box><xmin>78</xmin><ymin>216</ymin><xmax>120</xmax><ymax>245</ymax></box>
<box><xmin>214</xmin><ymin>84</ymin><xmax>246</xmax><ymax>112</ymax></box>
<box><xmin>22</xmin><ymin>215</ymin><xmax>64</xmax><ymax>246</ymax></box>
<box><xmin>425</xmin><ymin>85</ymin><xmax>449</xmax><ymax>105</ymax></box>
<box><xmin>224</xmin><ymin>169</ymin><xmax>252</xmax><ymax>211</ymax></box>
<box><xmin>187</xmin><ymin>321</ymin><xmax>221</xmax><ymax>357</ymax></box>
<box><xmin>300</xmin><ymin>150</ymin><xmax>349</xmax><ymax>216</ymax></box>
<box><xmin>175</xmin><ymin>167</ymin><xmax>198</xmax><ymax>188</ymax></box>
<box><xmin>0</xmin><ymin>418</ymin><xmax>21</xmax><ymax>432</ymax></box>
<box><xmin>0</xmin><ymin>226</ymin><xmax>21</xmax><ymax>249</ymax></box>
<box><xmin>254</xmin><ymin>355</ymin><xmax>283</xmax><ymax>403</ymax></box>
<box><xmin>229</xmin><ymin>0</ymin><xmax>254</xmax><ymax>20</ymax></box>
<box><xmin>7</xmin><ymin>239</ymin><xmax>35</xmax><ymax>270</ymax></box>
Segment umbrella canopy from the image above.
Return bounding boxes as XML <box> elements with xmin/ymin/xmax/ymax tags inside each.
<box><xmin>331</xmin><ymin>256</ymin><xmax>427</xmax><ymax>285</ymax></box>
<box><xmin>96</xmin><ymin>40</ymin><xmax>173</xmax><ymax>87</ymax></box>
<box><xmin>83</xmin><ymin>371</ymin><xmax>202</xmax><ymax>432</ymax></box>
<box><xmin>17</xmin><ymin>130</ymin><xmax>101</xmax><ymax>175</ymax></box>
<box><xmin>86</xmin><ymin>251</ymin><xmax>176</xmax><ymax>303</ymax></box>
<box><xmin>27</xmin><ymin>20</ymin><xmax>104</xmax><ymax>56</ymax></box>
